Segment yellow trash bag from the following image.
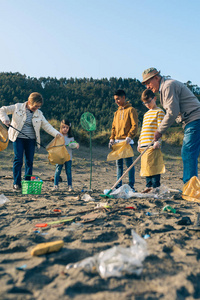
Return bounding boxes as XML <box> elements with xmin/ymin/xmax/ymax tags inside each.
<box><xmin>107</xmin><ymin>141</ymin><xmax>134</xmax><ymax>161</ymax></box>
<box><xmin>140</xmin><ymin>147</ymin><xmax>165</xmax><ymax>177</ymax></box>
<box><xmin>46</xmin><ymin>135</ymin><xmax>70</xmax><ymax>165</ymax></box>
<box><xmin>182</xmin><ymin>176</ymin><xmax>200</xmax><ymax>203</ymax></box>
<box><xmin>0</xmin><ymin>123</ymin><xmax>9</xmax><ymax>152</ymax></box>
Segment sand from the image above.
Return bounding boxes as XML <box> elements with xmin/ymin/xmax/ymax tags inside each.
<box><xmin>0</xmin><ymin>143</ymin><xmax>200</xmax><ymax>300</ymax></box>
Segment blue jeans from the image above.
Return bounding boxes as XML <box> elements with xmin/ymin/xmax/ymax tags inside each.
<box><xmin>13</xmin><ymin>138</ymin><xmax>36</xmax><ymax>186</ymax></box>
<box><xmin>181</xmin><ymin>119</ymin><xmax>200</xmax><ymax>183</ymax></box>
<box><xmin>116</xmin><ymin>145</ymin><xmax>135</xmax><ymax>189</ymax></box>
<box><xmin>54</xmin><ymin>160</ymin><xmax>72</xmax><ymax>186</ymax></box>
<box><xmin>146</xmin><ymin>174</ymin><xmax>160</xmax><ymax>188</ymax></box>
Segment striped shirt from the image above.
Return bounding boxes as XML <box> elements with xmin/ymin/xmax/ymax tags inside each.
<box><xmin>139</xmin><ymin>107</ymin><xmax>165</xmax><ymax>147</ymax></box>
<box><xmin>18</xmin><ymin>108</ymin><xmax>36</xmax><ymax>139</ymax></box>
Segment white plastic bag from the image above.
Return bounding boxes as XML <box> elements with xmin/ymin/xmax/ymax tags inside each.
<box><xmin>66</xmin><ymin>230</ymin><xmax>148</xmax><ymax>278</ymax></box>
<box><xmin>105</xmin><ymin>184</ymin><xmax>172</xmax><ymax>199</ymax></box>
<box><xmin>0</xmin><ymin>194</ymin><xmax>10</xmax><ymax>205</ymax></box>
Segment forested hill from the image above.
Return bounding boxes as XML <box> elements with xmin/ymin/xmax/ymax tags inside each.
<box><xmin>0</xmin><ymin>72</ymin><xmax>199</xmax><ymax>132</ymax></box>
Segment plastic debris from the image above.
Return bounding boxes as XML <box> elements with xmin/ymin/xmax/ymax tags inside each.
<box><xmin>66</xmin><ymin>230</ymin><xmax>148</xmax><ymax>278</ymax></box>
<box><xmin>16</xmin><ymin>264</ymin><xmax>27</xmax><ymax>271</ymax></box>
<box><xmin>143</xmin><ymin>234</ymin><xmax>150</xmax><ymax>239</ymax></box>
<box><xmin>146</xmin><ymin>212</ymin><xmax>159</xmax><ymax>216</ymax></box>
<box><xmin>106</xmin><ymin>184</ymin><xmax>159</xmax><ymax>199</ymax></box>
<box><xmin>0</xmin><ymin>194</ymin><xmax>10</xmax><ymax>205</ymax></box>
<box><xmin>162</xmin><ymin>205</ymin><xmax>176</xmax><ymax>214</ymax></box>
<box><xmin>81</xmin><ymin>193</ymin><xmax>95</xmax><ymax>201</ymax></box>
<box><xmin>31</xmin><ymin>240</ymin><xmax>64</xmax><ymax>256</ymax></box>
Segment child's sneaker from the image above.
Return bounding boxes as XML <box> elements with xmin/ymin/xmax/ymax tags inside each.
<box><xmin>52</xmin><ymin>185</ymin><xmax>59</xmax><ymax>191</ymax></box>
<box><xmin>68</xmin><ymin>186</ymin><xmax>73</xmax><ymax>192</ymax></box>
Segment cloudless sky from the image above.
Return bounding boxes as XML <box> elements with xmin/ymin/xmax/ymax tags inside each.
<box><xmin>0</xmin><ymin>0</ymin><xmax>200</xmax><ymax>86</ymax></box>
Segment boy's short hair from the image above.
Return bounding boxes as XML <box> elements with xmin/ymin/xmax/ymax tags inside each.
<box><xmin>141</xmin><ymin>89</ymin><xmax>155</xmax><ymax>102</ymax></box>
<box><xmin>28</xmin><ymin>92</ymin><xmax>43</xmax><ymax>105</ymax></box>
<box><xmin>114</xmin><ymin>89</ymin><xmax>126</xmax><ymax>97</ymax></box>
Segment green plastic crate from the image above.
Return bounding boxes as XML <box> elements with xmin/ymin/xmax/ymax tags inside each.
<box><xmin>22</xmin><ymin>176</ymin><xmax>43</xmax><ymax>195</ymax></box>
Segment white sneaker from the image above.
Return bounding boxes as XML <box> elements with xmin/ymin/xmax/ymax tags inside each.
<box><xmin>68</xmin><ymin>186</ymin><xmax>73</xmax><ymax>192</ymax></box>
<box><xmin>13</xmin><ymin>184</ymin><xmax>21</xmax><ymax>191</ymax></box>
<box><xmin>52</xmin><ymin>185</ymin><xmax>59</xmax><ymax>191</ymax></box>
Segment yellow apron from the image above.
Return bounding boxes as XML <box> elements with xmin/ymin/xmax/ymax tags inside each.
<box><xmin>107</xmin><ymin>141</ymin><xmax>134</xmax><ymax>161</ymax></box>
<box><xmin>140</xmin><ymin>147</ymin><xmax>165</xmax><ymax>177</ymax></box>
<box><xmin>0</xmin><ymin>123</ymin><xmax>9</xmax><ymax>152</ymax></box>
<box><xmin>182</xmin><ymin>176</ymin><xmax>200</xmax><ymax>203</ymax></box>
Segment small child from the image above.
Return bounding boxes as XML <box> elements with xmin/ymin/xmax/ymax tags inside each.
<box><xmin>52</xmin><ymin>119</ymin><xmax>79</xmax><ymax>191</ymax></box>
<box><xmin>109</xmin><ymin>89</ymin><xmax>138</xmax><ymax>191</ymax></box>
<box><xmin>138</xmin><ymin>89</ymin><xmax>165</xmax><ymax>193</ymax></box>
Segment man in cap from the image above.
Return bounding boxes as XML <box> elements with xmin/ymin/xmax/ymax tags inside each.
<box><xmin>141</xmin><ymin>67</ymin><xmax>200</xmax><ymax>184</ymax></box>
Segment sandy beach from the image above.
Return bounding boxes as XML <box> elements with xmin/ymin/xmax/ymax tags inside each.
<box><xmin>0</xmin><ymin>142</ymin><xmax>200</xmax><ymax>300</ymax></box>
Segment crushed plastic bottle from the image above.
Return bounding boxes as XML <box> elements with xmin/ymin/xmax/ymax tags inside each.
<box><xmin>66</xmin><ymin>230</ymin><xmax>148</xmax><ymax>278</ymax></box>
<box><xmin>146</xmin><ymin>212</ymin><xmax>159</xmax><ymax>216</ymax></box>
<box><xmin>162</xmin><ymin>205</ymin><xmax>176</xmax><ymax>214</ymax></box>
<box><xmin>81</xmin><ymin>193</ymin><xmax>94</xmax><ymax>202</ymax></box>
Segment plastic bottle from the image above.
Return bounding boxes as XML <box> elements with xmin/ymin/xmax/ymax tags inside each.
<box><xmin>146</xmin><ymin>212</ymin><xmax>159</xmax><ymax>216</ymax></box>
<box><xmin>162</xmin><ymin>205</ymin><xmax>176</xmax><ymax>214</ymax></box>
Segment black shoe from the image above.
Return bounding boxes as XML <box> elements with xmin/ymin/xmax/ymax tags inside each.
<box><xmin>13</xmin><ymin>184</ymin><xmax>21</xmax><ymax>191</ymax></box>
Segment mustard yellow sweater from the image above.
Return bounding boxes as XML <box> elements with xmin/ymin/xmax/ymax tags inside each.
<box><xmin>110</xmin><ymin>102</ymin><xmax>138</xmax><ymax>140</ymax></box>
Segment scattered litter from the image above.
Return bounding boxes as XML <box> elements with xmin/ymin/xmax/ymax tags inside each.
<box><xmin>53</xmin><ymin>209</ymin><xmax>61</xmax><ymax>212</ymax></box>
<box><xmin>143</xmin><ymin>234</ymin><xmax>150</xmax><ymax>239</ymax></box>
<box><xmin>31</xmin><ymin>240</ymin><xmax>64</xmax><ymax>256</ymax></box>
<box><xmin>95</xmin><ymin>202</ymin><xmax>108</xmax><ymax>208</ymax></box>
<box><xmin>81</xmin><ymin>193</ymin><xmax>95</xmax><ymax>201</ymax></box>
<box><xmin>105</xmin><ymin>185</ymin><xmax>140</xmax><ymax>199</ymax></box>
<box><xmin>146</xmin><ymin>212</ymin><xmax>159</xmax><ymax>216</ymax></box>
<box><xmin>177</xmin><ymin>217</ymin><xmax>192</xmax><ymax>225</ymax></box>
<box><xmin>41</xmin><ymin>232</ymin><xmax>49</xmax><ymax>235</ymax></box>
<box><xmin>34</xmin><ymin>230</ymin><xmax>41</xmax><ymax>234</ymax></box>
<box><xmin>16</xmin><ymin>264</ymin><xmax>27</xmax><ymax>271</ymax></box>
<box><xmin>162</xmin><ymin>205</ymin><xmax>176</xmax><ymax>214</ymax></box>
<box><xmin>0</xmin><ymin>194</ymin><xmax>10</xmax><ymax>205</ymax></box>
<box><xmin>35</xmin><ymin>218</ymin><xmax>74</xmax><ymax>228</ymax></box>
<box><xmin>66</xmin><ymin>230</ymin><xmax>148</xmax><ymax>278</ymax></box>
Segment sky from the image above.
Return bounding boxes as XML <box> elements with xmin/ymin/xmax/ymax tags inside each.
<box><xmin>0</xmin><ymin>0</ymin><xmax>200</xmax><ymax>86</ymax></box>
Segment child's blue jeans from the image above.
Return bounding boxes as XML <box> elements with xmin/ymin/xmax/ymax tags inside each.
<box><xmin>146</xmin><ymin>174</ymin><xmax>160</xmax><ymax>188</ymax></box>
<box><xmin>181</xmin><ymin>119</ymin><xmax>200</xmax><ymax>184</ymax></box>
<box><xmin>54</xmin><ymin>160</ymin><xmax>72</xmax><ymax>186</ymax></box>
<box><xmin>115</xmin><ymin>145</ymin><xmax>135</xmax><ymax>189</ymax></box>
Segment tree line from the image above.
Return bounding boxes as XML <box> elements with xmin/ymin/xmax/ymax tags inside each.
<box><xmin>0</xmin><ymin>72</ymin><xmax>199</xmax><ymax>132</ymax></box>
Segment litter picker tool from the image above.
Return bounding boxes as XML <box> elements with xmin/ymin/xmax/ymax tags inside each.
<box><xmin>80</xmin><ymin>112</ymin><xmax>96</xmax><ymax>190</ymax></box>
<box><xmin>100</xmin><ymin>141</ymin><xmax>154</xmax><ymax>198</ymax></box>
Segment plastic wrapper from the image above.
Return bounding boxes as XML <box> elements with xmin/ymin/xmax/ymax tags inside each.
<box><xmin>46</xmin><ymin>135</ymin><xmax>70</xmax><ymax>165</ymax></box>
<box><xmin>140</xmin><ymin>147</ymin><xmax>165</xmax><ymax>176</ymax></box>
<box><xmin>104</xmin><ymin>184</ymin><xmax>171</xmax><ymax>199</ymax></box>
<box><xmin>0</xmin><ymin>123</ymin><xmax>9</xmax><ymax>152</ymax></box>
<box><xmin>182</xmin><ymin>176</ymin><xmax>200</xmax><ymax>203</ymax></box>
<box><xmin>0</xmin><ymin>194</ymin><xmax>10</xmax><ymax>205</ymax></box>
<box><xmin>107</xmin><ymin>142</ymin><xmax>134</xmax><ymax>161</ymax></box>
<box><xmin>66</xmin><ymin>230</ymin><xmax>148</xmax><ymax>278</ymax></box>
